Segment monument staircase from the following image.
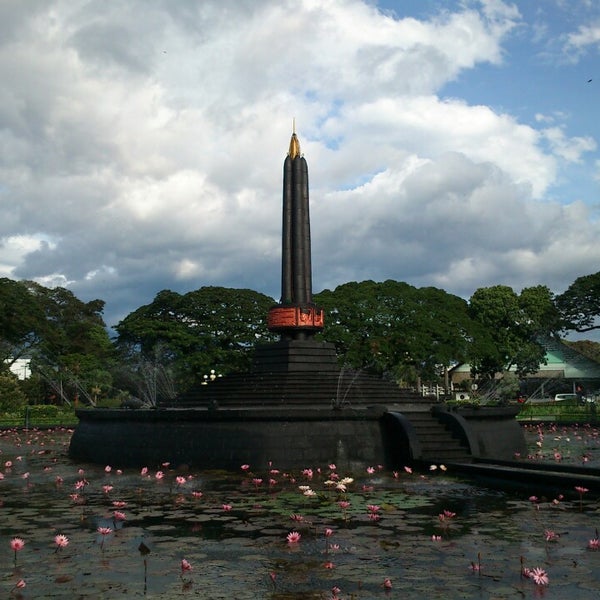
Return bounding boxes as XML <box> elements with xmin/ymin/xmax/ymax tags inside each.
<box><xmin>397</xmin><ymin>405</ymin><xmax>472</xmax><ymax>463</ymax></box>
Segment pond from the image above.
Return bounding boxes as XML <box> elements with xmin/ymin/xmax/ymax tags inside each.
<box><xmin>1</xmin><ymin>426</ymin><xmax>599</xmax><ymax>598</ymax></box>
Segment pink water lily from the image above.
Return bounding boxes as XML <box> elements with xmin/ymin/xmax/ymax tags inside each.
<box><xmin>286</xmin><ymin>531</ymin><xmax>301</xmax><ymax>543</ymax></box>
<box><xmin>54</xmin><ymin>534</ymin><xmax>69</xmax><ymax>551</ymax></box>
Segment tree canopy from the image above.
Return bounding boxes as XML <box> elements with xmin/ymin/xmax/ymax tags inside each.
<box><xmin>556</xmin><ymin>271</ymin><xmax>600</xmax><ymax>333</ymax></box>
<box><xmin>114</xmin><ymin>286</ymin><xmax>278</xmax><ymax>394</ymax></box>
<box><xmin>315</xmin><ymin>280</ymin><xmax>479</xmax><ymax>382</ymax></box>
<box><xmin>467</xmin><ymin>284</ymin><xmax>561</xmax><ymax>379</ymax></box>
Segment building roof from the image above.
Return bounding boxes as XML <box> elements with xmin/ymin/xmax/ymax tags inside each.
<box><xmin>451</xmin><ymin>337</ymin><xmax>600</xmax><ymax>380</ymax></box>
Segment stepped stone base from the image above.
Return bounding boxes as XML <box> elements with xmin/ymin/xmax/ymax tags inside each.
<box><xmin>174</xmin><ymin>339</ymin><xmax>426</xmax><ymax>409</ymax></box>
<box><xmin>252</xmin><ymin>339</ymin><xmax>339</xmax><ymax>372</ymax></box>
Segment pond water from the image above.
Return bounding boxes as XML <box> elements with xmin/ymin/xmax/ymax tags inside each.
<box><xmin>1</xmin><ymin>426</ymin><xmax>599</xmax><ymax>599</ymax></box>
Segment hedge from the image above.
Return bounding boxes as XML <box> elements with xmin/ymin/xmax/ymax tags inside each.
<box><xmin>0</xmin><ymin>405</ymin><xmax>79</xmax><ymax>428</ymax></box>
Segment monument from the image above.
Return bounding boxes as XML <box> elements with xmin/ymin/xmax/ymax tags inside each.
<box><xmin>69</xmin><ymin>130</ymin><xmax>527</xmax><ymax>471</ymax></box>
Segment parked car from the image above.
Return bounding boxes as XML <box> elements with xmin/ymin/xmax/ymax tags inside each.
<box><xmin>554</xmin><ymin>393</ymin><xmax>579</xmax><ymax>402</ymax></box>
<box><xmin>553</xmin><ymin>393</ymin><xmax>595</xmax><ymax>404</ymax></box>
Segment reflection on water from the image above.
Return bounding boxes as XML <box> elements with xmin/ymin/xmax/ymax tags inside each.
<box><xmin>0</xmin><ymin>427</ymin><xmax>599</xmax><ymax>598</ymax></box>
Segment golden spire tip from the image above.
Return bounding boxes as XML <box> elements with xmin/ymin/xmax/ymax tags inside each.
<box><xmin>288</xmin><ymin>119</ymin><xmax>300</xmax><ymax>159</ymax></box>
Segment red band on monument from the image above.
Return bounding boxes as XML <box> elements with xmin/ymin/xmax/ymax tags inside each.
<box><xmin>267</xmin><ymin>306</ymin><xmax>324</xmax><ymax>331</ymax></box>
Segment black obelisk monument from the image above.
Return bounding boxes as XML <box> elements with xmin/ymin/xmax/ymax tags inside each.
<box><xmin>254</xmin><ymin>128</ymin><xmax>337</xmax><ymax>372</ymax></box>
<box><xmin>267</xmin><ymin>129</ymin><xmax>324</xmax><ymax>340</ymax></box>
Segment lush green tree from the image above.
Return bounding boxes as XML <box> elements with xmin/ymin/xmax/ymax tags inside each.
<box><xmin>0</xmin><ymin>371</ymin><xmax>28</xmax><ymax>412</ymax></box>
<box><xmin>0</xmin><ymin>279</ymin><xmax>114</xmax><ymax>404</ymax></box>
<box><xmin>556</xmin><ymin>271</ymin><xmax>600</xmax><ymax>333</ymax></box>
<box><xmin>468</xmin><ymin>284</ymin><xmax>560</xmax><ymax>379</ymax></box>
<box><xmin>315</xmin><ymin>280</ymin><xmax>478</xmax><ymax>383</ymax></box>
<box><xmin>0</xmin><ymin>278</ymin><xmax>45</xmax><ymax>365</ymax></box>
<box><xmin>115</xmin><ymin>286</ymin><xmax>278</xmax><ymax>393</ymax></box>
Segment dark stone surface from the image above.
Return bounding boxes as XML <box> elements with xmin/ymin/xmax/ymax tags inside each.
<box><xmin>70</xmin><ymin>406</ymin><xmax>393</xmax><ymax>470</ymax></box>
<box><xmin>433</xmin><ymin>405</ymin><xmax>527</xmax><ymax>459</ymax></box>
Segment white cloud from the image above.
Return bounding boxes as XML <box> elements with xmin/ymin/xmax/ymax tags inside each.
<box><xmin>541</xmin><ymin>127</ymin><xmax>597</xmax><ymax>162</ymax></box>
<box><xmin>566</xmin><ymin>22</ymin><xmax>600</xmax><ymax>51</ymax></box>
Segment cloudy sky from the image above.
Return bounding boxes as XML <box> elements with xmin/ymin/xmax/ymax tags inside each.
<box><xmin>1</xmin><ymin>0</ymin><xmax>599</xmax><ymax>335</ymax></box>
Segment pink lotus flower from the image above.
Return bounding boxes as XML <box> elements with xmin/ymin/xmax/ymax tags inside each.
<box><xmin>323</xmin><ymin>561</ymin><xmax>334</xmax><ymax>569</ymax></box>
<box><xmin>545</xmin><ymin>529</ymin><xmax>559</xmax><ymax>542</ymax></box>
<box><xmin>241</xmin><ymin>464</ymin><xmax>250</xmax><ymax>471</ymax></box>
<box><xmin>155</xmin><ymin>471</ymin><xmax>164</xmax><ymax>480</ymax></box>
<box><xmin>10</xmin><ymin>536</ymin><xmax>25</xmax><ymax>562</ymax></box>
<box><xmin>112</xmin><ymin>500</ymin><xmax>127</xmax><ymax>508</ymax></box>
<box><xmin>113</xmin><ymin>510</ymin><xmax>126</xmax><ymax>521</ymax></box>
<box><xmin>286</xmin><ymin>531</ymin><xmax>301</xmax><ymax>543</ymax></box>
<box><xmin>191</xmin><ymin>491</ymin><xmax>203</xmax><ymax>498</ymax></box>
<box><xmin>54</xmin><ymin>534</ymin><xmax>69</xmax><ymax>550</ymax></box>
<box><xmin>431</xmin><ymin>535</ymin><xmax>442</xmax><ymax>541</ymax></box>
<box><xmin>10</xmin><ymin>579</ymin><xmax>26</xmax><ymax>593</ymax></box>
<box><xmin>575</xmin><ymin>485</ymin><xmax>589</xmax><ymax>510</ymax></box>
<box><xmin>141</xmin><ymin>467</ymin><xmax>148</xmax><ymax>476</ymax></box>
<box><xmin>367</xmin><ymin>504</ymin><xmax>380</xmax><ymax>513</ymax></box>
<box><xmin>175</xmin><ymin>476</ymin><xmax>186</xmax><ymax>486</ymax></box>
<box><xmin>97</xmin><ymin>526</ymin><xmax>113</xmax><ymax>549</ymax></box>
<box><xmin>102</xmin><ymin>484</ymin><xmax>113</xmax><ymax>493</ymax></box>
<box><xmin>324</xmin><ymin>528</ymin><xmax>333</xmax><ymax>537</ymax></box>
<box><xmin>104</xmin><ymin>465</ymin><xmax>112</xmax><ymax>473</ymax></box>
<box><xmin>10</xmin><ymin>537</ymin><xmax>25</xmax><ymax>551</ymax></box>
<box><xmin>366</xmin><ymin>466</ymin><xmax>375</xmax><ymax>474</ymax></box>
<box><xmin>181</xmin><ymin>558</ymin><xmax>192</xmax><ymax>573</ymax></box>
<box><xmin>588</xmin><ymin>538</ymin><xmax>600</xmax><ymax>550</ymax></box>
<box><xmin>529</xmin><ymin>567</ymin><xmax>549</xmax><ymax>586</ymax></box>
<box><xmin>290</xmin><ymin>513</ymin><xmax>304</xmax><ymax>522</ymax></box>
<box><xmin>222</xmin><ymin>503</ymin><xmax>232</xmax><ymax>511</ymax></box>
<box><xmin>383</xmin><ymin>577</ymin><xmax>392</xmax><ymax>589</ymax></box>
<box><xmin>404</xmin><ymin>466</ymin><xmax>412</xmax><ymax>474</ymax></box>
